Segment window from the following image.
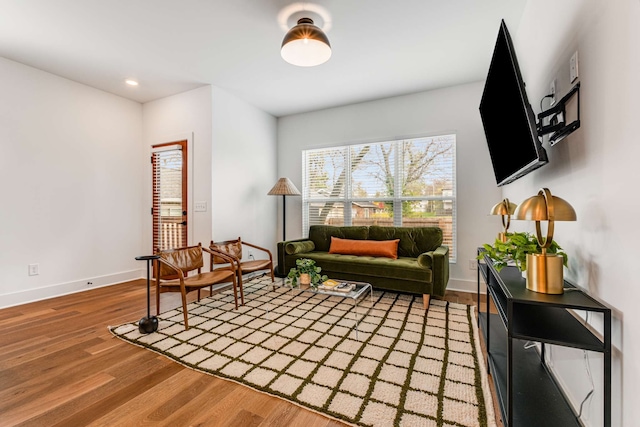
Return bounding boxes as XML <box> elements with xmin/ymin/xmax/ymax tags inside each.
<box><xmin>303</xmin><ymin>135</ymin><xmax>456</xmax><ymax>261</ymax></box>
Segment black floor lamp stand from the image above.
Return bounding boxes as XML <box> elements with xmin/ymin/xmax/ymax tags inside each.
<box><xmin>281</xmin><ymin>194</ymin><xmax>287</xmax><ymax>241</ymax></box>
<box><xmin>267</xmin><ymin>177</ymin><xmax>301</xmax><ymax>276</ymax></box>
<box><xmin>135</xmin><ymin>255</ymin><xmax>160</xmax><ymax>334</ymax></box>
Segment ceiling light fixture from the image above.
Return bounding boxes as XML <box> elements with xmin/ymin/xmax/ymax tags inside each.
<box><xmin>281</xmin><ymin>17</ymin><xmax>331</xmax><ymax>67</ymax></box>
<box><xmin>125</xmin><ymin>79</ymin><xmax>139</xmax><ymax>86</ymax></box>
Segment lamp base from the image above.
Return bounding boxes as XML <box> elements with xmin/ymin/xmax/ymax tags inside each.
<box><xmin>526</xmin><ymin>253</ymin><xmax>564</xmax><ymax>294</ymax></box>
<box><xmin>497</xmin><ymin>232</ymin><xmax>507</xmax><ymax>243</ymax></box>
<box><xmin>138</xmin><ymin>316</ymin><xmax>159</xmax><ymax>334</ymax></box>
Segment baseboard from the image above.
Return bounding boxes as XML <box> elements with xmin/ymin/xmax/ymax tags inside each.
<box><xmin>0</xmin><ymin>272</ymin><xmax>479</xmax><ymax>309</ymax></box>
<box><xmin>446</xmin><ymin>277</ymin><xmax>479</xmax><ymax>294</ymax></box>
<box><xmin>0</xmin><ymin>269</ymin><xmax>144</xmax><ymax>309</ymax></box>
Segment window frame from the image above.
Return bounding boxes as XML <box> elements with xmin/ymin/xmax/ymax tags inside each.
<box><xmin>302</xmin><ymin>135</ymin><xmax>457</xmax><ymax>262</ymax></box>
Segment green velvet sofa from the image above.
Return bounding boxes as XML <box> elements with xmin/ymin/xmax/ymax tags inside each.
<box><xmin>276</xmin><ymin>225</ymin><xmax>449</xmax><ymax>306</ymax></box>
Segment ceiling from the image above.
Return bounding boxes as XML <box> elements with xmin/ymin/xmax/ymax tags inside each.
<box><xmin>0</xmin><ymin>0</ymin><xmax>527</xmax><ymax>117</ymax></box>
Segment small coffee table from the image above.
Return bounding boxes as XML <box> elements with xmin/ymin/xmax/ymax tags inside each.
<box><xmin>278</xmin><ymin>279</ymin><xmax>374</xmax><ymax>340</ymax></box>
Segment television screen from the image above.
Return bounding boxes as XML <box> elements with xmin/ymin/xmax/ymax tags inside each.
<box><xmin>479</xmin><ymin>20</ymin><xmax>547</xmax><ymax>186</ymax></box>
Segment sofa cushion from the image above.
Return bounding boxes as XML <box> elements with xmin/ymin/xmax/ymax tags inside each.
<box><xmin>329</xmin><ymin>237</ymin><xmax>400</xmax><ymax>259</ymax></box>
<box><xmin>285</xmin><ymin>240</ymin><xmax>315</xmax><ymax>255</ymax></box>
<box><xmin>368</xmin><ymin>225</ymin><xmax>443</xmax><ymax>258</ymax></box>
<box><xmin>290</xmin><ymin>252</ymin><xmax>432</xmax><ymax>283</ymax></box>
<box><xmin>308</xmin><ymin>225</ymin><xmax>369</xmax><ymax>252</ymax></box>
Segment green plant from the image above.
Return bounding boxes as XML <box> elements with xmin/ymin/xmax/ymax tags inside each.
<box><xmin>478</xmin><ymin>231</ymin><xmax>568</xmax><ymax>272</ymax></box>
<box><xmin>286</xmin><ymin>258</ymin><xmax>328</xmax><ymax>289</ymax></box>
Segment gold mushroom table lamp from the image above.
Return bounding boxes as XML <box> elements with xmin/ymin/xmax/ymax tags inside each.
<box><xmin>490</xmin><ymin>198</ymin><xmax>517</xmax><ymax>242</ymax></box>
<box><xmin>513</xmin><ymin>188</ymin><xmax>576</xmax><ymax>294</ymax></box>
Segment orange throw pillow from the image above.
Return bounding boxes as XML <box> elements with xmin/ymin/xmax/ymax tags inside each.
<box><xmin>329</xmin><ymin>237</ymin><xmax>400</xmax><ymax>259</ymax></box>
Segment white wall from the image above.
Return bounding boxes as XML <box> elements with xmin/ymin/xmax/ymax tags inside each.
<box><xmin>0</xmin><ymin>57</ymin><xmax>143</xmax><ymax>307</ymax></box>
<box><xmin>211</xmin><ymin>86</ymin><xmax>278</xmax><ymax>255</ymax></box>
<box><xmin>501</xmin><ymin>1</ymin><xmax>638</xmax><ymax>425</ymax></box>
<box><xmin>277</xmin><ymin>82</ymin><xmax>501</xmax><ymax>292</ymax></box>
<box><xmin>142</xmin><ymin>85</ymin><xmax>278</xmax><ymax>258</ymax></box>
<box><xmin>142</xmin><ymin>86</ymin><xmax>213</xmax><ymax>250</ymax></box>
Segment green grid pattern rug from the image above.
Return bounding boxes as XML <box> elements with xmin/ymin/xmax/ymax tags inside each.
<box><xmin>110</xmin><ymin>276</ymin><xmax>495</xmax><ymax>427</ymax></box>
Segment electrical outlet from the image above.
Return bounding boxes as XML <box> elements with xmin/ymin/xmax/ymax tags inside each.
<box><xmin>28</xmin><ymin>263</ymin><xmax>39</xmax><ymax>276</ymax></box>
<box><xmin>468</xmin><ymin>259</ymin><xmax>477</xmax><ymax>270</ymax></box>
<box><xmin>194</xmin><ymin>201</ymin><xmax>207</xmax><ymax>212</ymax></box>
<box><xmin>569</xmin><ymin>51</ymin><xmax>579</xmax><ymax>83</ymax></box>
<box><xmin>549</xmin><ymin>79</ymin><xmax>556</xmax><ymax>106</ymax></box>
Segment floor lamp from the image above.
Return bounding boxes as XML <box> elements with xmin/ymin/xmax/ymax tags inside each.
<box><xmin>267</xmin><ymin>177</ymin><xmax>301</xmax><ymax>242</ymax></box>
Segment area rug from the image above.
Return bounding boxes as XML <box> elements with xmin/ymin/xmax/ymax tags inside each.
<box><xmin>110</xmin><ymin>275</ymin><xmax>495</xmax><ymax>427</ymax></box>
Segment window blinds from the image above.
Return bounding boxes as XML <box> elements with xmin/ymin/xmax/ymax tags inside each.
<box><xmin>152</xmin><ymin>142</ymin><xmax>187</xmax><ymax>251</ymax></box>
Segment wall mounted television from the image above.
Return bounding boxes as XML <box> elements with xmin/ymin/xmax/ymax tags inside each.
<box><xmin>479</xmin><ymin>20</ymin><xmax>548</xmax><ymax>186</ymax></box>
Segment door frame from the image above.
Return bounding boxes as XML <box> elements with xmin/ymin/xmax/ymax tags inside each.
<box><xmin>149</xmin><ymin>133</ymin><xmax>194</xmax><ymax>251</ymax></box>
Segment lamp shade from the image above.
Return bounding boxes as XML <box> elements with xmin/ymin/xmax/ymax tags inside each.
<box><xmin>514</xmin><ymin>190</ymin><xmax>576</xmax><ymax>221</ymax></box>
<box><xmin>513</xmin><ymin>188</ymin><xmax>576</xmax><ymax>250</ymax></box>
<box><xmin>281</xmin><ymin>18</ymin><xmax>331</xmax><ymax>67</ymax></box>
<box><xmin>513</xmin><ymin>188</ymin><xmax>576</xmax><ymax>295</ymax></box>
<box><xmin>268</xmin><ymin>177</ymin><xmax>301</xmax><ymax>196</ymax></box>
<box><xmin>490</xmin><ymin>199</ymin><xmax>517</xmax><ymax>216</ymax></box>
<box><xmin>490</xmin><ymin>198</ymin><xmax>517</xmax><ymax>242</ymax></box>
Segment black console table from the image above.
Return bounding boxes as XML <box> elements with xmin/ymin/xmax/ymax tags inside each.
<box><xmin>477</xmin><ymin>249</ymin><xmax>611</xmax><ymax>427</ymax></box>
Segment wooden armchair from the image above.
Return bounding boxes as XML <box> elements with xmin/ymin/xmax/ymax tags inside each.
<box><xmin>155</xmin><ymin>243</ymin><xmax>240</xmax><ymax>330</ymax></box>
<box><xmin>210</xmin><ymin>237</ymin><xmax>275</xmax><ymax>290</ymax></box>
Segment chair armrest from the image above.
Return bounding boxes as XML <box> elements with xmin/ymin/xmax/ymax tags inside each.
<box><xmin>204</xmin><ymin>247</ymin><xmax>238</xmax><ymax>273</ymax></box>
<box><xmin>416</xmin><ymin>245</ymin><xmax>449</xmax><ymax>297</ymax></box>
<box><xmin>242</xmin><ymin>241</ymin><xmax>273</xmax><ymax>262</ymax></box>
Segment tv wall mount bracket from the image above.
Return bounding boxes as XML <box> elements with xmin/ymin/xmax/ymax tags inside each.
<box><xmin>537</xmin><ymin>82</ymin><xmax>581</xmax><ymax>146</ymax></box>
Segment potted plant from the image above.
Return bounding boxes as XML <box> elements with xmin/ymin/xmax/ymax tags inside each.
<box><xmin>478</xmin><ymin>231</ymin><xmax>568</xmax><ymax>272</ymax></box>
<box><xmin>286</xmin><ymin>258</ymin><xmax>328</xmax><ymax>290</ymax></box>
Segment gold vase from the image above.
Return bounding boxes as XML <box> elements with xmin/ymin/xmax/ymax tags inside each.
<box><xmin>299</xmin><ymin>273</ymin><xmax>311</xmax><ymax>289</ymax></box>
<box><xmin>525</xmin><ymin>253</ymin><xmax>564</xmax><ymax>294</ymax></box>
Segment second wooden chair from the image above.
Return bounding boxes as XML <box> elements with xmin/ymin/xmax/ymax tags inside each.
<box><xmin>209</xmin><ymin>237</ymin><xmax>275</xmax><ymax>293</ymax></box>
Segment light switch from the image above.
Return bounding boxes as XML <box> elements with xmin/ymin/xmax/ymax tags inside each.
<box><xmin>195</xmin><ymin>201</ymin><xmax>207</xmax><ymax>212</ymax></box>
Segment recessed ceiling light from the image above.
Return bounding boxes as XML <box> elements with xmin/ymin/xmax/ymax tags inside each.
<box><xmin>125</xmin><ymin>79</ymin><xmax>139</xmax><ymax>86</ymax></box>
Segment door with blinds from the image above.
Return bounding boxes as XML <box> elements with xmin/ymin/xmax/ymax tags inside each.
<box><xmin>152</xmin><ymin>141</ymin><xmax>188</xmax><ymax>251</ymax></box>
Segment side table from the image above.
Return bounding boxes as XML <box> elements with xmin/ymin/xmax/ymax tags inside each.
<box><xmin>135</xmin><ymin>255</ymin><xmax>160</xmax><ymax>333</ymax></box>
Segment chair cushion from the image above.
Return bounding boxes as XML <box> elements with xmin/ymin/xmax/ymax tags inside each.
<box><xmin>158</xmin><ymin>245</ymin><xmax>204</xmax><ymax>278</ymax></box>
<box><xmin>217</xmin><ymin>259</ymin><xmax>272</xmax><ymax>274</ymax></box>
<box><xmin>211</xmin><ymin>240</ymin><xmax>242</xmax><ymax>264</ymax></box>
<box><xmin>159</xmin><ymin>269</ymin><xmax>234</xmax><ymax>288</ymax></box>
<box><xmin>329</xmin><ymin>237</ymin><xmax>400</xmax><ymax>259</ymax></box>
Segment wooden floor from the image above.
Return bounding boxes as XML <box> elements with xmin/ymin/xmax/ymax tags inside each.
<box><xmin>0</xmin><ymin>279</ymin><xmax>498</xmax><ymax>427</ymax></box>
